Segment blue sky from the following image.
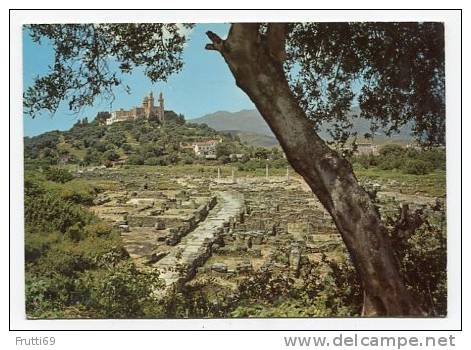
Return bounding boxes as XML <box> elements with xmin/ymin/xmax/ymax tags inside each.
<box><xmin>23</xmin><ymin>23</ymin><xmax>255</xmax><ymax>137</ymax></box>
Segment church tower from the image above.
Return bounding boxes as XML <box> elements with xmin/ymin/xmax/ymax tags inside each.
<box><xmin>149</xmin><ymin>92</ymin><xmax>154</xmax><ymax>108</ymax></box>
<box><xmin>159</xmin><ymin>92</ymin><xmax>165</xmax><ymax>122</ymax></box>
<box><xmin>144</xmin><ymin>92</ymin><xmax>154</xmax><ymax>118</ymax></box>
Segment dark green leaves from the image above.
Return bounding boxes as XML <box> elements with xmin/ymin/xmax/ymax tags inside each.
<box><xmin>285</xmin><ymin>22</ymin><xmax>445</xmax><ymax>146</ymax></box>
<box><xmin>24</xmin><ymin>23</ymin><xmax>193</xmax><ymax>116</ymax></box>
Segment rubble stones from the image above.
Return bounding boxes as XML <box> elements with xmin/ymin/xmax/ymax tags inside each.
<box><xmin>127</xmin><ymin>215</ymin><xmax>160</xmax><ymax>227</ymax></box>
<box><xmin>211</xmin><ymin>263</ymin><xmax>228</xmax><ymax>273</ymax></box>
<box><xmin>85</xmin><ymin>165</ymin><xmax>444</xmax><ymax>303</ymax></box>
<box><xmin>235</xmin><ymin>260</ymin><xmax>253</xmax><ymax>273</ymax></box>
<box><xmin>93</xmin><ymin>194</ymin><xmax>111</xmax><ymax>205</ymax></box>
<box><xmin>289</xmin><ymin>245</ymin><xmax>302</xmax><ymax>277</ymax></box>
<box><xmin>118</xmin><ymin>224</ymin><xmax>130</xmax><ymax>232</ymax></box>
<box><xmin>154</xmin><ymin>220</ymin><xmax>166</xmax><ymax>230</ymax></box>
<box><xmin>146</xmin><ymin>252</ymin><xmax>168</xmax><ymax>264</ymax></box>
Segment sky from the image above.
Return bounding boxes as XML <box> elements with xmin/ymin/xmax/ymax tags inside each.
<box><xmin>23</xmin><ymin>23</ymin><xmax>256</xmax><ymax>137</ymax></box>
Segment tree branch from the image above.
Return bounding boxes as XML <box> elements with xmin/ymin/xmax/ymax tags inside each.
<box><xmin>227</xmin><ymin>23</ymin><xmax>261</xmax><ymax>43</ymax></box>
<box><xmin>205</xmin><ymin>31</ymin><xmax>224</xmax><ymax>52</ymax></box>
<box><xmin>266</xmin><ymin>23</ymin><xmax>288</xmax><ymax>62</ymax></box>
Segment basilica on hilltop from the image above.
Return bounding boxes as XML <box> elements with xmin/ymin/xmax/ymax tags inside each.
<box><xmin>106</xmin><ymin>92</ymin><xmax>165</xmax><ymax>125</ymax></box>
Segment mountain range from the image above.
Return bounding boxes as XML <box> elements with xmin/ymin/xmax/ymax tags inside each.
<box><xmin>191</xmin><ymin>108</ymin><xmax>414</xmax><ymax>147</ymax></box>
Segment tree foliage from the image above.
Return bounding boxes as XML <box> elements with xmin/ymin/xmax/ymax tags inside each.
<box><xmin>24</xmin><ymin>23</ymin><xmax>193</xmax><ymax>116</ymax></box>
<box><xmin>352</xmin><ymin>144</ymin><xmax>445</xmax><ymax>175</ymax></box>
<box><xmin>286</xmin><ymin>22</ymin><xmax>445</xmax><ymax>145</ymax></box>
<box><xmin>24</xmin><ymin>22</ymin><xmax>444</xmax><ymax>147</ymax></box>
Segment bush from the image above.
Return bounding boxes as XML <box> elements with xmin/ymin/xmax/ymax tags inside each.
<box><xmin>388</xmin><ymin>206</ymin><xmax>447</xmax><ymax>316</ymax></box>
<box><xmin>127</xmin><ymin>155</ymin><xmax>144</xmax><ymax>165</ymax></box>
<box><xmin>24</xmin><ymin>169</ymin><xmax>169</xmax><ymax>319</ymax></box>
<box><xmin>103</xmin><ymin>149</ymin><xmax>120</xmax><ymax>162</ymax></box>
<box><xmin>379</xmin><ymin>144</ymin><xmax>405</xmax><ymax>157</ymax></box>
<box><xmin>58</xmin><ymin>180</ymin><xmax>97</xmax><ymax>205</ymax></box>
<box><xmin>82</xmin><ymin>261</ymin><xmax>162</xmax><ymax>318</ymax></box>
<box><xmin>378</xmin><ymin>155</ymin><xmax>404</xmax><ymax>170</ymax></box>
<box><xmin>420</xmin><ymin>149</ymin><xmax>446</xmax><ymax>170</ymax></box>
<box><xmin>353</xmin><ymin>154</ymin><xmax>378</xmax><ymax>169</ymax></box>
<box><xmin>219</xmin><ymin>155</ymin><xmax>231</xmax><ymax>164</ymax></box>
<box><xmin>44</xmin><ymin>167</ymin><xmax>74</xmax><ymax>183</ymax></box>
<box><xmin>180</xmin><ymin>155</ymin><xmax>194</xmax><ymax>165</ymax></box>
<box><xmin>25</xmin><ymin>191</ymin><xmax>93</xmax><ymax>234</ymax></box>
<box><xmin>144</xmin><ymin>157</ymin><xmax>161</xmax><ymax>166</ymax></box>
<box><xmin>25</xmin><ymin>230</ymin><xmax>61</xmax><ymax>263</ymax></box>
<box><xmin>402</xmin><ymin>159</ymin><xmax>432</xmax><ymax>175</ymax></box>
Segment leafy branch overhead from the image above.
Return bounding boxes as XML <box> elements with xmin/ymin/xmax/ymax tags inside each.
<box><xmin>23</xmin><ymin>23</ymin><xmax>193</xmax><ymax>116</ymax></box>
<box><xmin>284</xmin><ymin>22</ymin><xmax>445</xmax><ymax>146</ymax></box>
<box><xmin>24</xmin><ymin>22</ymin><xmax>444</xmax><ymax>147</ymax></box>
<box><xmin>206</xmin><ymin>22</ymin><xmax>445</xmax><ymax>145</ymax></box>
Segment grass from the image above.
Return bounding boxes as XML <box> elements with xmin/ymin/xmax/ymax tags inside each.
<box><xmin>123</xmin><ymin>164</ymin><xmax>445</xmax><ymax>197</ymax></box>
<box><xmin>354</xmin><ymin>167</ymin><xmax>446</xmax><ymax>197</ymax></box>
<box><xmin>117</xmin><ymin>164</ymin><xmax>290</xmax><ymax>178</ymax></box>
<box><xmin>76</xmin><ymin>163</ymin><xmax>445</xmax><ymax>198</ymax></box>
<box><xmin>57</xmin><ymin>141</ymin><xmax>87</xmax><ymax>159</ymax></box>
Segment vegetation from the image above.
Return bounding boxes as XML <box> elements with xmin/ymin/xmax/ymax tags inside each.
<box><xmin>156</xmin><ymin>211</ymin><xmax>446</xmax><ymax>319</ymax></box>
<box><xmin>23</xmin><ymin>22</ymin><xmax>446</xmax><ymax>316</ymax></box>
<box><xmin>24</xmin><ymin>170</ymin><xmax>163</xmax><ymax>318</ymax></box>
<box><xmin>352</xmin><ymin>144</ymin><xmax>445</xmax><ymax>176</ymax></box>
<box><xmin>24</xmin><ymin>112</ymin><xmax>288</xmax><ymax>171</ymax></box>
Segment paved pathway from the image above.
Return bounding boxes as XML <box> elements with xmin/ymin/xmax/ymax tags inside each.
<box><xmin>155</xmin><ymin>191</ymin><xmax>244</xmax><ymax>291</ymax></box>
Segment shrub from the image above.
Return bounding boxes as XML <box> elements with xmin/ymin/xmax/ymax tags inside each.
<box><xmin>44</xmin><ymin>167</ymin><xmax>74</xmax><ymax>183</ymax></box>
<box><xmin>25</xmin><ymin>230</ymin><xmax>61</xmax><ymax>263</ymax></box>
<box><xmin>58</xmin><ymin>180</ymin><xmax>97</xmax><ymax>205</ymax></box>
<box><xmin>24</xmin><ymin>169</ymin><xmax>167</xmax><ymax>319</ymax></box>
<box><xmin>379</xmin><ymin>144</ymin><xmax>405</xmax><ymax>157</ymax></box>
<box><xmin>82</xmin><ymin>261</ymin><xmax>162</xmax><ymax>318</ymax></box>
<box><xmin>103</xmin><ymin>149</ymin><xmax>120</xmax><ymax>162</ymax></box>
<box><xmin>144</xmin><ymin>157</ymin><xmax>160</xmax><ymax>166</ymax></box>
<box><xmin>388</xmin><ymin>205</ymin><xmax>447</xmax><ymax>316</ymax></box>
<box><xmin>219</xmin><ymin>155</ymin><xmax>231</xmax><ymax>164</ymax></box>
<box><xmin>25</xmin><ymin>191</ymin><xmax>93</xmax><ymax>234</ymax></box>
<box><xmin>419</xmin><ymin>149</ymin><xmax>446</xmax><ymax>170</ymax></box>
<box><xmin>402</xmin><ymin>159</ymin><xmax>432</xmax><ymax>175</ymax></box>
<box><xmin>127</xmin><ymin>155</ymin><xmax>144</xmax><ymax>165</ymax></box>
<box><xmin>180</xmin><ymin>155</ymin><xmax>194</xmax><ymax>165</ymax></box>
<box><xmin>378</xmin><ymin>155</ymin><xmax>403</xmax><ymax>170</ymax></box>
<box><xmin>353</xmin><ymin>154</ymin><xmax>378</xmax><ymax>169</ymax></box>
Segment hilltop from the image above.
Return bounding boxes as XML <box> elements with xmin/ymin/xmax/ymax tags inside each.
<box><xmin>23</xmin><ymin>110</ymin><xmax>253</xmax><ymax>168</ymax></box>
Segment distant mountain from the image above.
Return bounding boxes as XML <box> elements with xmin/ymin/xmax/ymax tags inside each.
<box><xmin>221</xmin><ymin>130</ymin><xmax>279</xmax><ymax>148</ymax></box>
<box><xmin>192</xmin><ymin>108</ymin><xmax>414</xmax><ymax>143</ymax></box>
<box><xmin>192</xmin><ymin>109</ymin><xmax>274</xmax><ymax>137</ymax></box>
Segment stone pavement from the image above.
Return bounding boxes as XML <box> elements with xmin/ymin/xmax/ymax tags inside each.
<box><xmin>155</xmin><ymin>190</ymin><xmax>245</xmax><ymax>291</ymax></box>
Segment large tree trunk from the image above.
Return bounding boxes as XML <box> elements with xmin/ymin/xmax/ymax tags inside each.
<box><xmin>206</xmin><ymin>23</ymin><xmax>424</xmax><ymax>316</ymax></box>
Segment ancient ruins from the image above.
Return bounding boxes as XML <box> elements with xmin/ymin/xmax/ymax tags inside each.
<box><xmin>83</xmin><ymin>166</ymin><xmax>441</xmax><ymax>297</ymax></box>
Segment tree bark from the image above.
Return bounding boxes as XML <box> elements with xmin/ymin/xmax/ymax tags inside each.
<box><xmin>206</xmin><ymin>23</ymin><xmax>424</xmax><ymax>316</ymax></box>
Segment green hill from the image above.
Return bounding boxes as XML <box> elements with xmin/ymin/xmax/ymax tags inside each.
<box><xmin>24</xmin><ymin>110</ymin><xmax>249</xmax><ymax>168</ymax></box>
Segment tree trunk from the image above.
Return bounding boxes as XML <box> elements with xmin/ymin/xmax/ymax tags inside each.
<box><xmin>206</xmin><ymin>24</ymin><xmax>424</xmax><ymax>316</ymax></box>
